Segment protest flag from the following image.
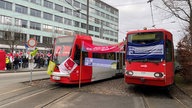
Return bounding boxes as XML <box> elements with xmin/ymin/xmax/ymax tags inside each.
<box><xmin>47</xmin><ymin>61</ymin><xmax>56</xmax><ymax>75</ymax></box>
<box><xmin>30</xmin><ymin>48</ymin><xmax>38</xmax><ymax>56</ymax></box>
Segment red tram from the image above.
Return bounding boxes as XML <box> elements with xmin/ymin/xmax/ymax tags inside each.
<box><xmin>124</xmin><ymin>29</ymin><xmax>174</xmax><ymax>86</ymax></box>
<box><xmin>50</xmin><ymin>35</ymin><xmax>124</xmax><ymax>84</ymax></box>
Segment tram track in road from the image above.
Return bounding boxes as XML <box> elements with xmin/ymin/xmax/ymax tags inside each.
<box><xmin>0</xmin><ymin>86</ymin><xmax>59</xmax><ymax>108</ymax></box>
<box><xmin>130</xmin><ymin>85</ymin><xmax>192</xmax><ymax>108</ymax></box>
<box><xmin>0</xmin><ymin>81</ymin><xmax>80</xmax><ymax>108</ymax></box>
<box><xmin>141</xmin><ymin>94</ymin><xmax>151</xmax><ymax>108</ymax></box>
<box><xmin>38</xmin><ymin>92</ymin><xmax>73</xmax><ymax>108</ymax></box>
<box><xmin>169</xmin><ymin>85</ymin><xmax>192</xmax><ymax>108</ymax></box>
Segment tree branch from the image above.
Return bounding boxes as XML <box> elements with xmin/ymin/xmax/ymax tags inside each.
<box><xmin>162</xmin><ymin>0</ymin><xmax>190</xmax><ymax>23</ymax></box>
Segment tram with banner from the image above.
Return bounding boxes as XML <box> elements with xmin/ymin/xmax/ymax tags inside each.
<box><xmin>49</xmin><ymin>35</ymin><xmax>125</xmax><ymax>84</ymax></box>
<box><xmin>124</xmin><ymin>28</ymin><xmax>174</xmax><ymax>86</ymax></box>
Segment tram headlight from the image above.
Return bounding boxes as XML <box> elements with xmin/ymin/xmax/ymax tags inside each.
<box><xmin>125</xmin><ymin>71</ymin><xmax>133</xmax><ymax>76</ymax></box>
<box><xmin>154</xmin><ymin>72</ymin><xmax>164</xmax><ymax>78</ymax></box>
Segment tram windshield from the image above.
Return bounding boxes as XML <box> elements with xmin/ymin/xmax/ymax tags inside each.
<box><xmin>127</xmin><ymin>32</ymin><xmax>164</xmax><ymax>62</ymax></box>
<box><xmin>53</xmin><ymin>36</ymin><xmax>74</xmax><ymax>64</ymax></box>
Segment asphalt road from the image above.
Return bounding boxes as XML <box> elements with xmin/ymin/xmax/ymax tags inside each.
<box><xmin>0</xmin><ymin>72</ymin><xmax>191</xmax><ymax>108</ymax></box>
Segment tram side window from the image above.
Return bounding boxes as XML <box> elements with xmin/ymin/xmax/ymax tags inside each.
<box><xmin>74</xmin><ymin>45</ymin><xmax>88</xmax><ymax>65</ymax></box>
<box><xmin>74</xmin><ymin>45</ymin><xmax>80</xmax><ymax>65</ymax></box>
<box><xmin>93</xmin><ymin>53</ymin><xmax>115</xmax><ymax>60</ymax></box>
<box><xmin>166</xmin><ymin>40</ymin><xmax>173</xmax><ymax>62</ymax></box>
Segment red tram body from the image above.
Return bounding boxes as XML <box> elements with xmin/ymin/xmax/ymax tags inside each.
<box><xmin>124</xmin><ymin>29</ymin><xmax>174</xmax><ymax>86</ymax></box>
<box><xmin>50</xmin><ymin>35</ymin><xmax>124</xmax><ymax>84</ymax></box>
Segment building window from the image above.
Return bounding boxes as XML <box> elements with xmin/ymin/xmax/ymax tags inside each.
<box><xmin>30</xmin><ymin>8</ymin><xmax>41</xmax><ymax>17</ymax></box>
<box><xmin>95</xmin><ymin>1</ymin><xmax>100</xmax><ymax>7</ymax></box>
<box><xmin>43</xmin><ymin>36</ymin><xmax>52</xmax><ymax>44</ymax></box>
<box><xmin>31</xmin><ymin>0</ymin><xmax>41</xmax><ymax>5</ymax></box>
<box><xmin>65</xmin><ymin>7</ymin><xmax>72</xmax><ymax>15</ymax></box>
<box><xmin>64</xmin><ymin>29</ymin><xmax>73</xmax><ymax>36</ymax></box>
<box><xmin>73</xmin><ymin>21</ymin><xmax>80</xmax><ymax>27</ymax></box>
<box><xmin>55</xmin><ymin>15</ymin><xmax>63</xmax><ymax>23</ymax></box>
<box><xmin>110</xmin><ymin>8</ymin><xmax>115</xmax><ymax>14</ymax></box>
<box><xmin>0</xmin><ymin>15</ymin><xmax>12</xmax><ymax>25</ymax></box>
<box><xmin>73</xmin><ymin>1</ymin><xmax>80</xmax><ymax>8</ymax></box>
<box><xmin>81</xmin><ymin>4</ymin><xmax>87</xmax><ymax>10</ymax></box>
<box><xmin>95</xmin><ymin>27</ymin><xmax>99</xmax><ymax>32</ymax></box>
<box><xmin>89</xmin><ymin>16</ymin><xmax>95</xmax><ymax>22</ymax></box>
<box><xmin>64</xmin><ymin>18</ymin><xmax>72</xmax><ymax>25</ymax></box>
<box><xmin>96</xmin><ymin>10</ymin><xmax>100</xmax><ymax>16</ymax></box>
<box><xmin>65</xmin><ymin>0</ymin><xmax>72</xmax><ymax>5</ymax></box>
<box><xmin>15</xmin><ymin>33</ymin><xmax>27</xmax><ymax>42</ymax></box>
<box><xmin>55</xmin><ymin>4</ymin><xmax>63</xmax><ymax>12</ymax></box>
<box><xmin>101</xmin><ymin>3</ymin><xmax>106</xmax><ymax>10</ymax></box>
<box><xmin>44</xmin><ymin>0</ymin><xmax>53</xmax><ymax>9</ymax></box>
<box><xmin>0</xmin><ymin>31</ymin><xmax>4</xmax><ymax>38</ymax></box>
<box><xmin>54</xmin><ymin>27</ymin><xmax>63</xmax><ymax>34</ymax></box>
<box><xmin>89</xmin><ymin>8</ymin><xmax>95</xmax><ymax>14</ymax></box>
<box><xmin>106</xmin><ymin>14</ymin><xmax>109</xmax><ymax>19</ymax></box>
<box><xmin>15</xmin><ymin>18</ymin><xmax>27</xmax><ymax>28</ymax></box>
<box><xmin>15</xmin><ymin>4</ymin><xmax>28</xmax><ymax>14</ymax></box>
<box><xmin>81</xmin><ymin>23</ymin><xmax>86</xmax><ymax>29</ymax></box>
<box><xmin>89</xmin><ymin>25</ymin><xmax>94</xmax><ymax>31</ymax></box>
<box><xmin>106</xmin><ymin>6</ymin><xmax>110</xmax><ymax>12</ymax></box>
<box><xmin>81</xmin><ymin>13</ymin><xmax>86</xmax><ymax>20</ymax></box>
<box><xmin>73</xmin><ymin>10</ymin><xmax>80</xmax><ymax>17</ymax></box>
<box><xmin>95</xmin><ymin>18</ymin><xmax>100</xmax><ymax>24</ymax></box>
<box><xmin>43</xmin><ymin>12</ymin><xmax>53</xmax><ymax>20</ymax></box>
<box><xmin>30</xmin><ymin>35</ymin><xmax>40</xmax><ymax>42</ymax></box>
<box><xmin>42</xmin><ymin>24</ymin><xmax>53</xmax><ymax>32</ymax></box>
<box><xmin>30</xmin><ymin>21</ymin><xmax>41</xmax><ymax>30</ymax></box>
<box><xmin>0</xmin><ymin>0</ymin><xmax>12</xmax><ymax>10</ymax></box>
<box><xmin>101</xmin><ymin>12</ymin><xmax>105</xmax><ymax>18</ymax></box>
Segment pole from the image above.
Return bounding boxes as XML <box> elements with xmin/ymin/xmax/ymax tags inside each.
<box><xmin>147</xmin><ymin>0</ymin><xmax>155</xmax><ymax>27</ymax></box>
<box><xmin>79</xmin><ymin>43</ymin><xmax>83</xmax><ymax>88</ymax></box>
<box><xmin>86</xmin><ymin>0</ymin><xmax>89</xmax><ymax>35</ymax></box>
<box><xmin>100</xmin><ymin>21</ymin><xmax>103</xmax><ymax>38</ymax></box>
<box><xmin>29</xmin><ymin>48</ymin><xmax>33</xmax><ymax>83</ymax></box>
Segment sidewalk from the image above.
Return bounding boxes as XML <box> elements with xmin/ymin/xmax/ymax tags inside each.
<box><xmin>0</xmin><ymin>67</ymin><xmax>47</xmax><ymax>73</ymax></box>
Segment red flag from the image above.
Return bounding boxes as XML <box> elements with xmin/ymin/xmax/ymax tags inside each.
<box><xmin>82</xmin><ymin>41</ymin><xmax>124</xmax><ymax>53</ymax></box>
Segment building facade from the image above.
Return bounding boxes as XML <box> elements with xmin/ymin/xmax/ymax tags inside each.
<box><xmin>0</xmin><ymin>0</ymin><xmax>119</xmax><ymax>52</ymax></box>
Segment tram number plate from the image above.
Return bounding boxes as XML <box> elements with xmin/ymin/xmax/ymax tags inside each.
<box><xmin>53</xmin><ymin>76</ymin><xmax>60</xmax><ymax>80</ymax></box>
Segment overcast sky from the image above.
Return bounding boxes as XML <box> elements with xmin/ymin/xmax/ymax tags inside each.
<box><xmin>102</xmin><ymin>0</ymin><xmax>185</xmax><ymax>47</ymax></box>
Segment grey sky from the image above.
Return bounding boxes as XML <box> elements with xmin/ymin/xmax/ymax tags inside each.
<box><xmin>102</xmin><ymin>0</ymin><xmax>184</xmax><ymax>47</ymax></box>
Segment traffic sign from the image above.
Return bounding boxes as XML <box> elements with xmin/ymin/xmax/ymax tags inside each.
<box><xmin>27</xmin><ymin>38</ymin><xmax>37</xmax><ymax>48</ymax></box>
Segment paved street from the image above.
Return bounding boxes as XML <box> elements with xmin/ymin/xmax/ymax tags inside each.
<box><xmin>0</xmin><ymin>71</ymin><xmax>191</xmax><ymax>108</ymax></box>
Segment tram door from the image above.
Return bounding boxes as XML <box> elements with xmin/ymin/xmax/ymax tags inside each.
<box><xmin>116</xmin><ymin>52</ymin><xmax>125</xmax><ymax>74</ymax></box>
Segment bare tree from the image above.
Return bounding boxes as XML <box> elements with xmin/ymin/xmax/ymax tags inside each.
<box><xmin>157</xmin><ymin>0</ymin><xmax>192</xmax><ymax>82</ymax></box>
<box><xmin>3</xmin><ymin>25</ymin><xmax>22</xmax><ymax>54</ymax></box>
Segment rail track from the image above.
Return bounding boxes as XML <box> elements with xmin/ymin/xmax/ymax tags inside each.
<box><xmin>0</xmin><ymin>78</ymin><xmax>191</xmax><ymax>108</ymax></box>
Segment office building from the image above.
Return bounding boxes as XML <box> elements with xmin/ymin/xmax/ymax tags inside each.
<box><xmin>0</xmin><ymin>0</ymin><xmax>119</xmax><ymax>52</ymax></box>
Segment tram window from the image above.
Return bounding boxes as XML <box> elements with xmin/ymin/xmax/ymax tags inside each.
<box><xmin>93</xmin><ymin>53</ymin><xmax>115</xmax><ymax>60</ymax></box>
<box><xmin>74</xmin><ymin>45</ymin><xmax>80</xmax><ymax>65</ymax></box>
<box><xmin>82</xmin><ymin>52</ymin><xmax>88</xmax><ymax>65</ymax></box>
<box><xmin>166</xmin><ymin>40</ymin><xmax>173</xmax><ymax>62</ymax></box>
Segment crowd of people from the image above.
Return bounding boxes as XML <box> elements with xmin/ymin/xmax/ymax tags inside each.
<box><xmin>5</xmin><ymin>54</ymin><xmax>51</xmax><ymax>70</ymax></box>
